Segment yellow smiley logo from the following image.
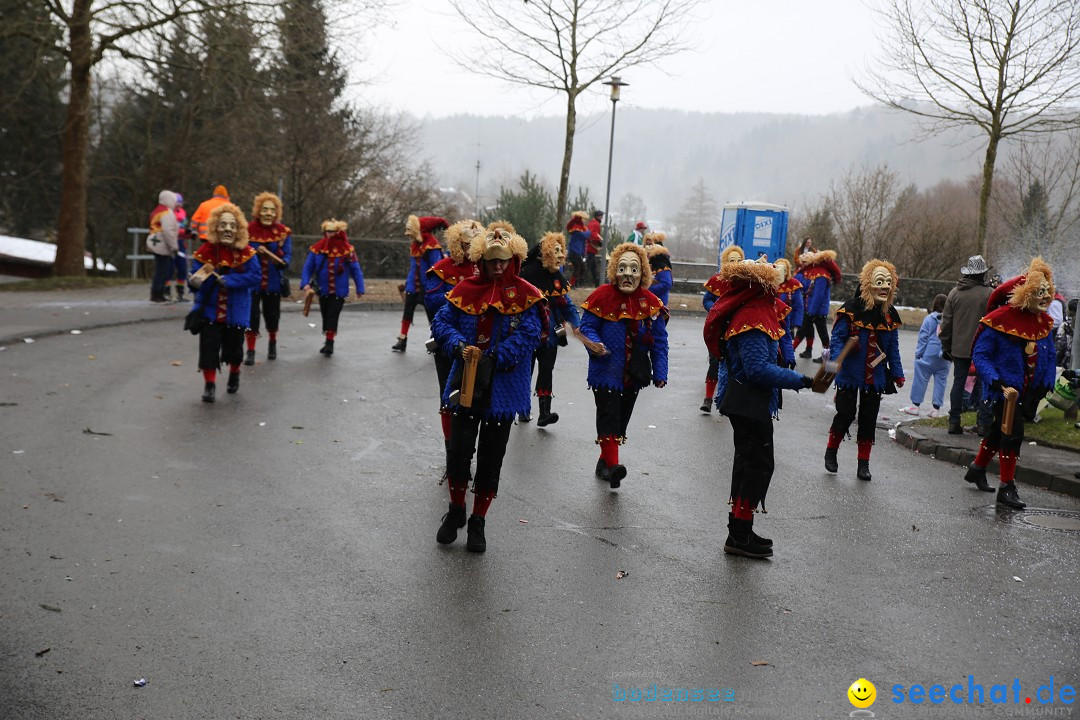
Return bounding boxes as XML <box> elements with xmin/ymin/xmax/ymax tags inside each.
<box><xmin>848</xmin><ymin>678</ymin><xmax>876</xmax><ymax>708</ymax></box>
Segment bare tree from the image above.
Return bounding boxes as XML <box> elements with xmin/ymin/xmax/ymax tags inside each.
<box><xmin>828</xmin><ymin>163</ymin><xmax>909</xmax><ymax>270</ymax></box>
<box><xmin>447</xmin><ymin>0</ymin><xmax>700</xmax><ymax>224</ymax></box>
<box><xmin>858</xmin><ymin>0</ymin><xmax>1080</xmax><ymax>261</ymax></box>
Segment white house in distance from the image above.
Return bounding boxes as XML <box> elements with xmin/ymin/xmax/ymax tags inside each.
<box><xmin>0</xmin><ymin>235</ymin><xmax>117</xmax><ymax>279</ymax></box>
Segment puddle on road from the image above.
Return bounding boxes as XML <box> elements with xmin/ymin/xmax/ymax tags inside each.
<box><xmin>972</xmin><ymin>506</ymin><xmax>1080</xmax><ymax>534</ymax></box>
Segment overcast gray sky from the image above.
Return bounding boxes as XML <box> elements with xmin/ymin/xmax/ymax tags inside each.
<box><xmin>352</xmin><ymin>0</ymin><xmax>882</xmax><ymax>118</ymax></box>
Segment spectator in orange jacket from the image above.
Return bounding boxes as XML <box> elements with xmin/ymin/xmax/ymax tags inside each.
<box><xmin>190</xmin><ymin>185</ymin><xmax>230</xmax><ymax>241</ymax></box>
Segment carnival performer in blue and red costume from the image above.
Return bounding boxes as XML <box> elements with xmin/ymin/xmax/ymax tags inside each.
<box><xmin>704</xmin><ymin>259</ymin><xmax>814</xmax><ymax>558</ymax></box>
<box><xmin>963</xmin><ymin>258</ymin><xmax>1057</xmax><ymax>509</ymax></box>
<box><xmin>580</xmin><ymin>243</ymin><xmax>669</xmax><ymax>488</ymax></box>
<box><xmin>793</xmin><ymin>249</ymin><xmax>842</xmax><ymax>362</ymax></box>
<box><xmin>187</xmin><ymin>202</ymin><xmax>261</xmax><ymax>403</ymax></box>
<box><xmin>644</xmin><ymin>232</ymin><xmax>672</xmax><ymax>307</ymax></box>
<box><xmin>392</xmin><ymin>214</ymin><xmax>448</xmax><ymax>352</ymax></box>
<box><xmin>774</xmin><ymin>257</ymin><xmax>804</xmax><ymax>344</ymax></box>
<box><xmin>244</xmin><ymin>192</ymin><xmax>292</xmax><ymax>365</ymax></box>
<box><xmin>519</xmin><ymin>231</ymin><xmax>581</xmax><ymax>427</ymax></box>
<box><xmin>823</xmin><ymin>259</ymin><xmax>905</xmax><ymax>481</ymax></box>
<box><xmin>700</xmin><ymin>244</ymin><xmax>746</xmax><ymax>413</ymax></box>
<box><xmin>565</xmin><ymin>210</ymin><xmax>591</xmax><ymax>288</ymax></box>
<box><xmin>424</xmin><ymin>219</ymin><xmax>482</xmax><ymax>456</ymax></box>
<box><xmin>300</xmin><ymin>220</ymin><xmax>365</xmax><ymax>357</ymax></box>
<box><xmin>432</xmin><ymin>225</ymin><xmax>543</xmax><ymax>553</ymax></box>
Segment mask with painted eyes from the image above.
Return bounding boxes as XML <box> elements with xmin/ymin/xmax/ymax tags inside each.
<box><xmin>774</xmin><ymin>262</ymin><xmax>787</xmax><ymax>283</ymax></box>
<box><xmin>870</xmin><ymin>267</ymin><xmax>892</xmax><ymax>305</ymax></box>
<box><xmin>616</xmin><ymin>254</ymin><xmax>642</xmax><ymax>294</ymax></box>
<box><xmin>1028</xmin><ymin>280</ymin><xmax>1053</xmax><ymax>313</ymax></box>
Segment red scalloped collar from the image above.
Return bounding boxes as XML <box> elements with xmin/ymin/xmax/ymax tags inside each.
<box><xmin>800</xmin><ymin>260</ymin><xmax>841</xmax><ymax>283</ymax></box>
<box><xmin>980</xmin><ymin>305</ymin><xmax>1052</xmax><ymax>341</ymax></box>
<box><xmin>309</xmin><ymin>236</ymin><xmax>355</xmax><ymax>259</ymax></box>
<box><xmin>704</xmin><ymin>284</ymin><xmax>785</xmax><ymax>357</ymax></box>
<box><xmin>430</xmin><ymin>258</ymin><xmax>476</xmax><ymax>287</ymax></box>
<box><xmin>703</xmin><ymin>273</ymin><xmax>725</xmax><ymax>296</ymax></box>
<box><xmin>778</xmin><ymin>277</ymin><xmax>803</xmax><ymax>294</ymax></box>
<box><xmin>247</xmin><ymin>221</ymin><xmax>290</xmax><ymax>244</ymax></box>
<box><xmin>446</xmin><ymin>274</ymin><xmax>544</xmax><ymax>315</ymax></box>
<box><xmin>411</xmin><ymin>237</ymin><xmax>442</xmax><ymax>258</ymax></box>
<box><xmin>581</xmin><ymin>284</ymin><xmax>665</xmax><ymax>321</ymax></box>
<box><xmin>192</xmin><ymin>243</ymin><xmax>255</xmax><ymax>267</ymax></box>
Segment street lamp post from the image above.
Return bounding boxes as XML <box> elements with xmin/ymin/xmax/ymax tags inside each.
<box><xmin>600</xmin><ymin>75</ymin><xmax>628</xmax><ymax>284</ymax></box>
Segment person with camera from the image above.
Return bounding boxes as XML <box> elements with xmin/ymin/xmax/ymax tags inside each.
<box><xmin>579</xmin><ymin>243</ymin><xmax>668</xmax><ymax>488</ymax></box>
<box><xmin>519</xmin><ymin>231</ymin><xmax>581</xmax><ymax>427</ymax></box>
<box><xmin>431</xmin><ymin>225</ymin><xmax>543</xmax><ymax>553</ymax></box>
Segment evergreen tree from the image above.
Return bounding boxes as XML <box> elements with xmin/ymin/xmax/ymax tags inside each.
<box><xmin>675</xmin><ymin>178</ymin><xmax>719</xmax><ymax>261</ymax></box>
<box><xmin>0</xmin><ymin>0</ymin><xmax>66</xmax><ymax>237</ymax></box>
<box><xmin>1018</xmin><ymin>179</ymin><xmax>1050</xmax><ymax>256</ymax></box>
<box><xmin>484</xmin><ymin>171</ymin><xmax>556</xmax><ymax>245</ymax></box>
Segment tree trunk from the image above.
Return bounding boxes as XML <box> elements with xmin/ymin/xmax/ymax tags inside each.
<box><xmin>556</xmin><ymin>91</ymin><xmax>578</xmax><ymax>226</ymax></box>
<box><xmin>55</xmin><ymin>2</ymin><xmax>93</xmax><ymax>277</ymax></box>
<box><xmin>977</xmin><ymin>128</ymin><xmax>1001</xmax><ymax>261</ymax></box>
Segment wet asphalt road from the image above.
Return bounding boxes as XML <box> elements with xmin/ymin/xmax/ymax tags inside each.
<box><xmin>2</xmin><ymin>311</ymin><xmax>1078</xmax><ymax>719</ymax></box>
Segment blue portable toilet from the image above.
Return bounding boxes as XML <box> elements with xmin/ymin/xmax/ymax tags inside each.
<box><xmin>717</xmin><ymin>202</ymin><xmax>789</xmax><ymax>266</ymax></box>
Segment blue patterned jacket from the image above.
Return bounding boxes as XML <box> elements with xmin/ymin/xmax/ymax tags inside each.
<box><xmin>829</xmin><ymin>301</ymin><xmax>905</xmax><ymax>391</ymax></box>
<box><xmin>716</xmin><ymin>330</ymin><xmax>807</xmax><ymax>417</ymax></box>
<box><xmin>301</xmin><ymin>248</ymin><xmax>364</xmax><ymax>298</ymax></box>
<box><xmin>189</xmin><ymin>244</ymin><xmax>261</xmax><ymax>328</ymax></box>
<box><xmin>972</xmin><ymin>318</ymin><xmax>1056</xmax><ymax>404</ymax></box>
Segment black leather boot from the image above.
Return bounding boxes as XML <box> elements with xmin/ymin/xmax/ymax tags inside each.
<box><xmin>600</xmin><ymin>463</ymin><xmax>627</xmax><ymax>488</ymax></box>
<box><xmin>320</xmin><ymin>340</ymin><xmax>334</xmax><ymax>356</ymax></box>
<box><xmin>436</xmin><ymin>503</ymin><xmax>467</xmax><ymax>544</ymax></box>
<box><xmin>729</xmin><ymin>511</ymin><xmax>772</xmax><ymax>547</ymax></box>
<box><xmin>824</xmin><ymin>446</ymin><xmax>839</xmax><ymax>473</ymax></box>
<box><xmin>227</xmin><ymin>372</ymin><xmax>240</xmax><ymax>394</ymax></box>
<box><xmin>175</xmin><ymin>286</ymin><xmax>188</xmax><ymax>303</ymax></box>
<box><xmin>997</xmin><ymin>483</ymin><xmax>1026</xmax><ymax>510</ymax></box>
<box><xmin>466</xmin><ymin>515</ymin><xmax>487</xmax><ymax>553</ymax></box>
<box><xmin>243</xmin><ymin>349</ymin><xmax>255</xmax><ymax>366</ymax></box>
<box><xmin>947</xmin><ymin>417</ymin><xmax>963</xmax><ymax>434</ymax></box>
<box><xmin>798</xmin><ymin>347</ymin><xmax>813</xmax><ymax>359</ymax></box>
<box><xmin>700</xmin><ymin>397</ymin><xmax>712</xmax><ymax>414</ymax></box>
<box><xmin>536</xmin><ymin>397</ymin><xmax>559</xmax><ymax>427</ymax></box>
<box><xmin>595</xmin><ymin>457</ymin><xmax>605</xmax><ymax>479</ymax></box>
<box><xmin>267</xmin><ymin>340</ymin><xmax>277</xmax><ymax>360</ymax></box>
<box><xmin>201</xmin><ymin>382</ymin><xmax>216</xmax><ymax>403</ymax></box>
<box><xmin>391</xmin><ymin>336</ymin><xmax>407</xmax><ymax>352</ymax></box>
<box><xmin>964</xmin><ymin>463</ymin><xmax>994</xmax><ymax>492</ymax></box>
<box><xmin>856</xmin><ymin>459</ymin><xmax>872</xmax><ymax>481</ymax></box>
<box><xmin>723</xmin><ymin>517</ymin><xmax>772</xmax><ymax>558</ymax></box>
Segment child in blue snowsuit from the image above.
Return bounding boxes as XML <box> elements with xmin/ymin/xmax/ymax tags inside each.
<box><xmin>902</xmin><ymin>294</ymin><xmax>950</xmax><ymax>417</ymax></box>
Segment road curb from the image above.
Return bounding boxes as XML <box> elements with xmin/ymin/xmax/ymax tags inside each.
<box><xmin>893</xmin><ymin>424</ymin><xmax>1080</xmax><ymax>499</ymax></box>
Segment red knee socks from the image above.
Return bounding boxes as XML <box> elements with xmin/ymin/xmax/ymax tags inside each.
<box><xmin>473</xmin><ymin>490</ymin><xmax>495</xmax><ymax>517</ymax></box>
<box><xmin>805</xmin><ymin>337</ymin><xmax>814</xmax><ymax>351</ymax></box>
<box><xmin>599</xmin><ymin>436</ymin><xmax>620</xmax><ymax>468</ymax></box>
<box><xmin>268</xmin><ymin>331</ymin><xmax>277</xmax><ymax>342</ymax></box>
<box><xmin>973</xmin><ymin>441</ymin><xmax>995</xmax><ymax>468</ymax></box>
<box><xmin>448</xmin><ymin>479</ymin><xmax>467</xmax><ymax>508</ymax></box>
<box><xmin>399</xmin><ymin>319</ymin><xmax>411</xmax><ymax>337</ymax></box>
<box><xmin>732</xmin><ymin>497</ymin><xmax>754</xmax><ymax>521</ymax></box>
<box><xmin>229</xmin><ymin>363</ymin><xmax>240</xmax><ymax>374</ymax></box>
<box><xmin>827</xmin><ymin>430</ymin><xmax>844</xmax><ymax>450</ymax></box>
<box><xmin>440</xmin><ymin>411</ymin><xmax>453</xmax><ymax>441</ymax></box>
<box><xmin>203</xmin><ymin>369</ymin><xmax>216</xmax><ymax>383</ymax></box>
<box><xmin>704</xmin><ymin>377</ymin><xmax>717</xmax><ymax>400</ymax></box>
<box><xmin>998</xmin><ymin>452</ymin><xmax>1017</xmax><ymax>485</ymax></box>
<box><xmin>325</xmin><ymin>330</ymin><xmax>336</xmax><ymax>341</ymax></box>
<box><xmin>245</xmin><ymin>332</ymin><xmax>257</xmax><ymax>351</ymax></box>
<box><xmin>857</xmin><ymin>440</ymin><xmax>872</xmax><ymax>461</ymax></box>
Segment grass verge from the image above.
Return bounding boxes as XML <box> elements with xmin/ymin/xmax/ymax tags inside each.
<box><xmin>918</xmin><ymin>407</ymin><xmax>1080</xmax><ymax>451</ymax></box>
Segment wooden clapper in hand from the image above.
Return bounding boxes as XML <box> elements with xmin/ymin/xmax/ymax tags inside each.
<box><xmin>458</xmin><ymin>345</ymin><xmax>482</xmax><ymax>408</ymax></box>
<box><xmin>812</xmin><ymin>337</ymin><xmax>860</xmax><ymax>393</ymax></box>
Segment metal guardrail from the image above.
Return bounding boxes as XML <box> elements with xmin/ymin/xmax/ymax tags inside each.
<box><xmin>670</xmin><ymin>260</ymin><xmax>715</xmax><ymax>283</ymax></box>
<box><xmin>126</xmin><ymin>227</ymin><xmax>152</xmax><ymax>278</ymax></box>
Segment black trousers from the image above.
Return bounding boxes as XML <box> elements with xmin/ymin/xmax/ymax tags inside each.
<box><xmin>799</xmin><ymin>313</ymin><xmax>829</xmax><ymax>345</ymax></box>
<box><xmin>593</xmin><ymin>387</ymin><xmax>639</xmax><ymax>438</ymax></box>
<box><xmin>446</xmin><ymin>411</ymin><xmax>514</xmax><ymax>494</ymax></box>
<box><xmin>830</xmin><ymin>386</ymin><xmax>882</xmax><ymax>443</ymax></box>
<box><xmin>706</xmin><ymin>354</ymin><xmax>719</xmax><ymax>383</ymax></box>
<box><xmin>199</xmin><ymin>323</ymin><xmax>244</xmax><ymax>370</ymax></box>
<box><xmin>729</xmin><ymin>414</ymin><xmax>775</xmax><ymax>506</ymax></box>
<box><xmin>319</xmin><ymin>295</ymin><xmax>345</xmax><ymax>333</ymax></box>
<box><xmin>249</xmin><ymin>292</ymin><xmax>281</xmax><ymax>334</ymax></box>
<box><xmin>534</xmin><ymin>344</ymin><xmax>558</xmax><ymax>394</ymax></box>
<box><xmin>585</xmin><ymin>254</ymin><xmax>600</xmax><ymax>286</ymax></box>
<box><xmin>982</xmin><ymin>397</ymin><xmax>1024</xmax><ymax>455</ymax></box>
<box><xmin>948</xmin><ymin>357</ymin><xmax>994</xmax><ymax>427</ymax></box>
<box><xmin>401</xmin><ymin>291</ymin><xmax>421</xmax><ymax>324</ymax></box>
<box><xmin>569</xmin><ymin>254</ymin><xmax>586</xmax><ymax>286</ymax></box>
